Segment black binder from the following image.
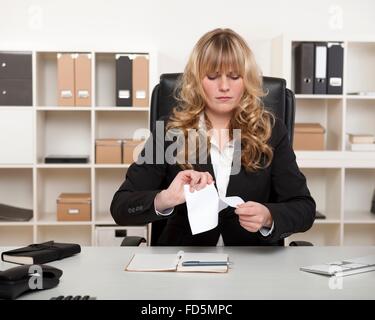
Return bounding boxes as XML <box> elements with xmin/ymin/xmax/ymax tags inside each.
<box><xmin>1</xmin><ymin>241</ymin><xmax>81</xmax><ymax>265</ymax></box>
<box><xmin>314</xmin><ymin>42</ymin><xmax>327</xmax><ymax>94</ymax></box>
<box><xmin>294</xmin><ymin>42</ymin><xmax>314</xmax><ymax>94</ymax></box>
<box><xmin>327</xmin><ymin>42</ymin><xmax>344</xmax><ymax>94</ymax></box>
<box><xmin>0</xmin><ymin>203</ymin><xmax>33</xmax><ymax>221</ymax></box>
<box><xmin>116</xmin><ymin>54</ymin><xmax>132</xmax><ymax>106</ymax></box>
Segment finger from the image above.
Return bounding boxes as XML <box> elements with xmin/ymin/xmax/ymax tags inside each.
<box><xmin>237</xmin><ymin>201</ymin><xmax>257</xmax><ymax>208</ymax></box>
<box><xmin>235</xmin><ymin>207</ymin><xmax>258</xmax><ymax>216</ymax></box>
<box><xmin>239</xmin><ymin>220</ymin><xmax>261</xmax><ymax>233</ymax></box>
<box><xmin>239</xmin><ymin>215</ymin><xmax>263</xmax><ymax>225</ymax></box>
<box><xmin>189</xmin><ymin>172</ymin><xmax>201</xmax><ymax>190</ymax></box>
<box><xmin>206</xmin><ymin>172</ymin><xmax>214</xmax><ymax>184</ymax></box>
<box><xmin>196</xmin><ymin>173</ymin><xmax>208</xmax><ymax>190</ymax></box>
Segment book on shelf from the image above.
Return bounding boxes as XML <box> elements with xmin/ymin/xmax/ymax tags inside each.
<box><xmin>1</xmin><ymin>241</ymin><xmax>81</xmax><ymax>265</ymax></box>
<box><xmin>347</xmin><ymin>91</ymin><xmax>375</xmax><ymax>96</ymax></box>
<box><xmin>349</xmin><ymin>143</ymin><xmax>375</xmax><ymax>152</ymax></box>
<box><xmin>0</xmin><ymin>203</ymin><xmax>33</xmax><ymax>222</ymax></box>
<box><xmin>348</xmin><ymin>133</ymin><xmax>375</xmax><ymax>144</ymax></box>
<box><xmin>125</xmin><ymin>251</ymin><xmax>229</xmax><ymax>273</ymax></box>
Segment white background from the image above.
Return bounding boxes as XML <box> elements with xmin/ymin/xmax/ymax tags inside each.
<box><xmin>0</xmin><ymin>0</ymin><xmax>374</xmax><ymax>78</ymax></box>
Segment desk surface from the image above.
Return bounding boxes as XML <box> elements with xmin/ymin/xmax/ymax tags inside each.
<box><xmin>1</xmin><ymin>246</ymin><xmax>375</xmax><ymax>300</ymax></box>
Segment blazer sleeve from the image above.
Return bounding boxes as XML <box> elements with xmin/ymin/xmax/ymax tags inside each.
<box><xmin>110</xmin><ymin>124</ymin><xmax>171</xmax><ymax>226</ymax></box>
<box><xmin>262</xmin><ymin>119</ymin><xmax>316</xmax><ymax>242</ymax></box>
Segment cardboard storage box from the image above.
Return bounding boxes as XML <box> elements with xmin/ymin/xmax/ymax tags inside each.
<box><xmin>122</xmin><ymin>139</ymin><xmax>145</xmax><ymax>164</ymax></box>
<box><xmin>293</xmin><ymin>123</ymin><xmax>325</xmax><ymax>150</ymax></box>
<box><xmin>95</xmin><ymin>139</ymin><xmax>122</xmax><ymax>164</ymax></box>
<box><xmin>57</xmin><ymin>193</ymin><xmax>91</xmax><ymax>221</ymax></box>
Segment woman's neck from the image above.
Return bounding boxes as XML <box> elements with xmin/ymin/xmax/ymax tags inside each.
<box><xmin>204</xmin><ymin>110</ymin><xmax>233</xmax><ymax>151</ymax></box>
<box><xmin>204</xmin><ymin>110</ymin><xmax>232</xmax><ymax>130</ymax></box>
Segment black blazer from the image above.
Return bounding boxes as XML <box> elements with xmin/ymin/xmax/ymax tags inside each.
<box><xmin>110</xmin><ymin>117</ymin><xmax>316</xmax><ymax>246</ymax></box>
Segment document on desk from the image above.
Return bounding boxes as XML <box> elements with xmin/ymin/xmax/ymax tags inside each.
<box><xmin>125</xmin><ymin>251</ymin><xmax>229</xmax><ymax>273</ymax></box>
<box><xmin>300</xmin><ymin>255</ymin><xmax>375</xmax><ymax>276</ymax></box>
<box><xmin>184</xmin><ymin>184</ymin><xmax>244</xmax><ymax>235</ymax></box>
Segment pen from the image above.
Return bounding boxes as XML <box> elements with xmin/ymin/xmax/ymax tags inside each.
<box><xmin>181</xmin><ymin>260</ymin><xmax>231</xmax><ymax>266</ymax></box>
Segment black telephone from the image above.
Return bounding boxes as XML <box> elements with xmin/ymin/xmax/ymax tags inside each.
<box><xmin>0</xmin><ymin>264</ymin><xmax>62</xmax><ymax>299</ymax></box>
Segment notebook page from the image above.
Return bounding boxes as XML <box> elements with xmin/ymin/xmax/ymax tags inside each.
<box><xmin>125</xmin><ymin>253</ymin><xmax>179</xmax><ymax>272</ymax></box>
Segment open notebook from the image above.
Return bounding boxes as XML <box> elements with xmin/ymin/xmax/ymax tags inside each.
<box><xmin>300</xmin><ymin>255</ymin><xmax>375</xmax><ymax>276</ymax></box>
<box><xmin>125</xmin><ymin>251</ymin><xmax>229</xmax><ymax>273</ymax></box>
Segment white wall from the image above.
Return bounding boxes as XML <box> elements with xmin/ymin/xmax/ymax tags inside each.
<box><xmin>1</xmin><ymin>0</ymin><xmax>374</xmax><ymax>77</ymax></box>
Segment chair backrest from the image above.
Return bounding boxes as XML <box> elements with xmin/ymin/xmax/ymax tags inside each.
<box><xmin>149</xmin><ymin>73</ymin><xmax>296</xmax><ymax>245</ymax></box>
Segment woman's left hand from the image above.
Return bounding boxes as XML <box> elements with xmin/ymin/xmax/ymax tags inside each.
<box><xmin>234</xmin><ymin>201</ymin><xmax>273</xmax><ymax>233</ymax></box>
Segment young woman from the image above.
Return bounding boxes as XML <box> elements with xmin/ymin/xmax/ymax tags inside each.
<box><xmin>110</xmin><ymin>28</ymin><xmax>315</xmax><ymax>246</ymax></box>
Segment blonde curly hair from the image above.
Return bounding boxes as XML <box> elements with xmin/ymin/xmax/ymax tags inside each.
<box><xmin>166</xmin><ymin>28</ymin><xmax>275</xmax><ymax>172</ymax></box>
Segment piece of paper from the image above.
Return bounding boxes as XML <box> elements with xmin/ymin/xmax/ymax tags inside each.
<box><xmin>184</xmin><ymin>184</ymin><xmax>244</xmax><ymax>235</ymax></box>
<box><xmin>184</xmin><ymin>184</ymin><xmax>219</xmax><ymax>235</ymax></box>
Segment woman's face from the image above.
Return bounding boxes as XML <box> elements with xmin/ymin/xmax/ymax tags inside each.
<box><xmin>202</xmin><ymin>71</ymin><xmax>244</xmax><ymax>117</ymax></box>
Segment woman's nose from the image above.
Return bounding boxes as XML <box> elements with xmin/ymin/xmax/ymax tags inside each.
<box><xmin>218</xmin><ymin>76</ymin><xmax>230</xmax><ymax>91</ymax></box>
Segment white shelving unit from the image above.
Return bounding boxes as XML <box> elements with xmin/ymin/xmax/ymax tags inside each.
<box><xmin>0</xmin><ymin>49</ymin><xmax>157</xmax><ymax>246</ymax></box>
<box><xmin>272</xmin><ymin>35</ymin><xmax>375</xmax><ymax>246</ymax></box>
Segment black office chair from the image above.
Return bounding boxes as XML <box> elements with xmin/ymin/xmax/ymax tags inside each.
<box><xmin>121</xmin><ymin>73</ymin><xmax>312</xmax><ymax>247</ymax></box>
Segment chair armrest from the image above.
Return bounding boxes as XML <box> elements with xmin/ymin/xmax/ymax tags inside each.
<box><xmin>289</xmin><ymin>241</ymin><xmax>313</xmax><ymax>246</ymax></box>
<box><xmin>120</xmin><ymin>236</ymin><xmax>146</xmax><ymax>246</ymax></box>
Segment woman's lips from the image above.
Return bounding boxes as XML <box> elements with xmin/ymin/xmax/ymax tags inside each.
<box><xmin>216</xmin><ymin>97</ymin><xmax>232</xmax><ymax>101</ymax></box>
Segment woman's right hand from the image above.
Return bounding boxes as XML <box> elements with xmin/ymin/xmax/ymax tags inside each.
<box><xmin>154</xmin><ymin>170</ymin><xmax>215</xmax><ymax>212</ymax></box>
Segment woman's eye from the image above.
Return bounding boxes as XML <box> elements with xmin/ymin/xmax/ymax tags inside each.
<box><xmin>229</xmin><ymin>75</ymin><xmax>240</xmax><ymax>80</ymax></box>
<box><xmin>207</xmin><ymin>74</ymin><xmax>218</xmax><ymax>80</ymax></box>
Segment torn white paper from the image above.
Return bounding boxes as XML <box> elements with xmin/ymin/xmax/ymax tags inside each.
<box><xmin>184</xmin><ymin>184</ymin><xmax>244</xmax><ymax>235</ymax></box>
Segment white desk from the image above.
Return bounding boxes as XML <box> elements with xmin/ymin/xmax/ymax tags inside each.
<box><xmin>1</xmin><ymin>246</ymin><xmax>375</xmax><ymax>300</ymax></box>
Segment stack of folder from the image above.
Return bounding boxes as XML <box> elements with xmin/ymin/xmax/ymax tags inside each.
<box><xmin>116</xmin><ymin>54</ymin><xmax>149</xmax><ymax>107</ymax></box>
<box><xmin>57</xmin><ymin>53</ymin><xmax>92</xmax><ymax>106</ymax></box>
<box><xmin>294</xmin><ymin>42</ymin><xmax>344</xmax><ymax>94</ymax></box>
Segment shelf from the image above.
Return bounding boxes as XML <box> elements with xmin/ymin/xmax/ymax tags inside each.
<box><xmin>95</xmin><ymin>107</ymin><xmax>149</xmax><ymax>111</ymax></box>
<box><xmin>346</xmin><ymin>95</ymin><xmax>375</xmax><ymax>100</ymax></box>
<box><xmin>344</xmin><ymin>169</ymin><xmax>375</xmax><ymax>218</ymax></box>
<box><xmin>36</xmin><ymin>110</ymin><xmax>91</xmax><ymax>163</ymax></box>
<box><xmin>36</xmin><ymin>168</ymin><xmax>91</xmax><ymax>222</ymax></box>
<box><xmin>296</xmin><ymin>151</ymin><xmax>375</xmax><ymax>168</ymax></box>
<box><xmin>345</xmin><ymin>100</ymin><xmax>375</xmax><ymax>152</ymax></box>
<box><xmin>0</xmin><ymin>226</ymin><xmax>33</xmax><ymax>246</ymax></box>
<box><xmin>36</xmin><ymin>225</ymin><xmax>92</xmax><ymax>245</ymax></box>
<box><xmin>346</xmin><ymin>42</ymin><xmax>375</xmax><ymax>94</ymax></box>
<box><xmin>343</xmin><ymin>224</ymin><xmax>375</xmax><ymax>246</ymax></box>
<box><xmin>95</xmin><ymin>168</ymin><xmax>126</xmax><ymax>223</ymax></box>
<box><xmin>0</xmin><ymin>108</ymin><xmax>34</xmax><ymax>164</ymax></box>
<box><xmin>314</xmin><ymin>219</ymin><xmax>341</xmax><ymax>224</ymax></box>
<box><xmin>294</xmin><ymin>98</ymin><xmax>343</xmax><ymax>150</ymax></box>
<box><xmin>287</xmin><ymin>223</ymin><xmax>341</xmax><ymax>246</ymax></box>
<box><xmin>0</xmin><ymin>219</ymin><xmax>34</xmax><ymax>226</ymax></box>
<box><xmin>295</xmin><ymin>94</ymin><xmax>343</xmax><ymax>99</ymax></box>
<box><xmin>0</xmin><ymin>164</ymin><xmax>33</xmax><ymax>169</ymax></box>
<box><xmin>94</xmin><ymin>218</ymin><xmax>117</xmax><ymax>225</ymax></box>
<box><xmin>0</xmin><ymin>48</ymin><xmax>154</xmax><ymax>246</ymax></box>
<box><xmin>36</xmin><ymin>106</ymin><xmax>92</xmax><ymax>111</ymax></box>
<box><xmin>94</xmin><ymin>164</ymin><xmax>130</xmax><ymax>169</ymax></box>
<box><xmin>36</xmin><ymin>216</ymin><xmax>92</xmax><ymax>226</ymax></box>
<box><xmin>300</xmin><ymin>168</ymin><xmax>342</xmax><ymax>220</ymax></box>
<box><xmin>344</xmin><ymin>211</ymin><xmax>375</xmax><ymax>224</ymax></box>
<box><xmin>0</xmin><ymin>168</ymin><xmax>33</xmax><ymax>216</ymax></box>
<box><xmin>36</xmin><ymin>164</ymin><xmax>92</xmax><ymax>168</ymax></box>
<box><xmin>95</xmin><ymin>111</ymin><xmax>149</xmax><ymax>140</ymax></box>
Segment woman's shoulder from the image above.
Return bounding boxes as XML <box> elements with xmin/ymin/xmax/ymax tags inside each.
<box><xmin>269</xmin><ymin>116</ymin><xmax>289</xmax><ymax>147</ymax></box>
